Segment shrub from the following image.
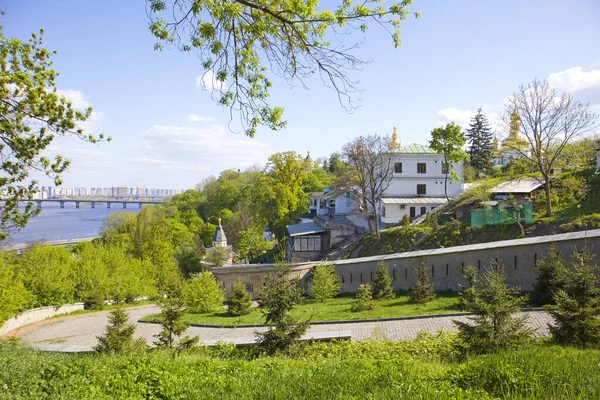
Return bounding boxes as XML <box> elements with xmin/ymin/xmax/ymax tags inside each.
<box><xmin>532</xmin><ymin>246</ymin><xmax>566</xmax><ymax>306</ymax></box>
<box><xmin>454</xmin><ymin>269</ymin><xmax>533</xmax><ymax>355</ymax></box>
<box><xmin>94</xmin><ymin>307</ymin><xmax>145</xmax><ymax>354</ymax></box>
<box><xmin>372</xmin><ymin>261</ymin><xmax>394</xmax><ymax>300</ymax></box>
<box><xmin>352</xmin><ymin>284</ymin><xmax>376</xmax><ymax>312</ymax></box>
<box><xmin>256</xmin><ymin>263</ymin><xmax>309</xmax><ymax>354</ymax></box>
<box><xmin>401</xmin><ymin>214</ymin><xmax>410</xmax><ymax>227</ymax></box>
<box><xmin>205</xmin><ymin>246</ymin><xmax>227</xmax><ymax>267</ymax></box>
<box><xmin>409</xmin><ymin>262</ymin><xmax>436</xmax><ymax>304</ymax></box>
<box><xmin>458</xmin><ymin>265</ymin><xmax>478</xmax><ymax>311</ymax></box>
<box><xmin>154</xmin><ymin>297</ymin><xmax>198</xmax><ymax>348</ymax></box>
<box><xmin>229</xmin><ymin>279</ymin><xmax>252</xmax><ymax>316</ymax></box>
<box><xmin>182</xmin><ymin>271</ymin><xmax>225</xmax><ymax>314</ymax></box>
<box><xmin>311</xmin><ymin>262</ymin><xmax>340</xmax><ymax>302</ymax></box>
<box><xmin>0</xmin><ymin>254</ymin><xmax>32</xmax><ymax>325</ymax></box>
<box><xmin>549</xmin><ymin>250</ymin><xmax>600</xmax><ymax>348</ymax></box>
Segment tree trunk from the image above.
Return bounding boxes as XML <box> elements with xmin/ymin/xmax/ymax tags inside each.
<box><xmin>544</xmin><ymin>178</ymin><xmax>552</xmax><ymax>217</ymax></box>
<box><xmin>444</xmin><ymin>173</ymin><xmax>449</xmax><ymax>201</ymax></box>
<box><xmin>374</xmin><ymin>208</ymin><xmax>380</xmax><ymax>240</ymax></box>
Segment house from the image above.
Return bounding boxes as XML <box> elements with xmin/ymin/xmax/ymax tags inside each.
<box><xmin>379</xmin><ymin>127</ymin><xmax>464</xmax><ymax>225</ymax></box>
<box><xmin>491</xmin><ymin>110</ymin><xmax>531</xmax><ymax>167</ymax></box>
<box><xmin>286</xmin><ymin>221</ymin><xmax>330</xmax><ymax>262</ymax></box>
<box><xmin>309</xmin><ymin>187</ymin><xmax>358</xmax><ymax>216</ymax></box>
<box><xmin>489</xmin><ymin>178</ymin><xmax>544</xmax><ymax>202</ymax></box>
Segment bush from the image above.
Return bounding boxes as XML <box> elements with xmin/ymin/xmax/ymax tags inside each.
<box><xmin>229</xmin><ymin>279</ymin><xmax>252</xmax><ymax>316</ymax></box>
<box><xmin>256</xmin><ymin>263</ymin><xmax>309</xmax><ymax>354</ymax></box>
<box><xmin>183</xmin><ymin>271</ymin><xmax>225</xmax><ymax>314</ymax></box>
<box><xmin>352</xmin><ymin>284</ymin><xmax>376</xmax><ymax>312</ymax></box>
<box><xmin>401</xmin><ymin>214</ymin><xmax>410</xmax><ymax>227</ymax></box>
<box><xmin>311</xmin><ymin>262</ymin><xmax>340</xmax><ymax>302</ymax></box>
<box><xmin>372</xmin><ymin>261</ymin><xmax>394</xmax><ymax>300</ymax></box>
<box><xmin>205</xmin><ymin>246</ymin><xmax>227</xmax><ymax>267</ymax></box>
<box><xmin>532</xmin><ymin>246</ymin><xmax>566</xmax><ymax>306</ymax></box>
<box><xmin>458</xmin><ymin>265</ymin><xmax>478</xmax><ymax>311</ymax></box>
<box><xmin>94</xmin><ymin>307</ymin><xmax>145</xmax><ymax>354</ymax></box>
<box><xmin>454</xmin><ymin>269</ymin><xmax>533</xmax><ymax>355</ymax></box>
<box><xmin>0</xmin><ymin>254</ymin><xmax>32</xmax><ymax>325</ymax></box>
<box><xmin>549</xmin><ymin>250</ymin><xmax>600</xmax><ymax>348</ymax></box>
<box><xmin>409</xmin><ymin>262</ymin><xmax>436</xmax><ymax>304</ymax></box>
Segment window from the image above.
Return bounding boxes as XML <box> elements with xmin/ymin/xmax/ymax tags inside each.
<box><xmin>400</xmin><ymin>204</ymin><xmax>405</xmax><ymax>210</ymax></box>
<box><xmin>417</xmin><ymin>184</ymin><xmax>426</xmax><ymax>195</ymax></box>
<box><xmin>420</xmin><ymin>206</ymin><xmax>426</xmax><ymax>215</ymax></box>
<box><xmin>417</xmin><ymin>163</ymin><xmax>426</xmax><ymax>173</ymax></box>
<box><xmin>394</xmin><ymin>162</ymin><xmax>403</xmax><ymax>173</ymax></box>
<box><xmin>441</xmin><ymin>162</ymin><xmax>449</xmax><ymax>174</ymax></box>
<box><xmin>293</xmin><ymin>235</ymin><xmax>322</xmax><ymax>252</ymax></box>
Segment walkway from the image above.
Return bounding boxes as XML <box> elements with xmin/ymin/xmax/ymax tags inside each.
<box><xmin>14</xmin><ymin>306</ymin><xmax>554</xmax><ymax>352</ymax></box>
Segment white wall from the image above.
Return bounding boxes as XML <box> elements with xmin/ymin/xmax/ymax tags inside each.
<box><xmin>1</xmin><ymin>303</ymin><xmax>84</xmax><ymax>336</ymax></box>
<box><xmin>382</xmin><ymin>203</ymin><xmax>443</xmax><ymax>224</ymax></box>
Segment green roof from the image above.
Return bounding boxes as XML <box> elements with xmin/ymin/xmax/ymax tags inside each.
<box><xmin>389</xmin><ymin>143</ymin><xmax>439</xmax><ymax>154</ymax></box>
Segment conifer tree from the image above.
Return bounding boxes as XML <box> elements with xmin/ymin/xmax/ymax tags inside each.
<box><xmin>352</xmin><ymin>284</ymin><xmax>376</xmax><ymax>311</ymax></box>
<box><xmin>549</xmin><ymin>250</ymin><xmax>600</xmax><ymax>348</ymax></box>
<box><xmin>532</xmin><ymin>247</ymin><xmax>566</xmax><ymax>306</ymax></box>
<box><xmin>154</xmin><ymin>297</ymin><xmax>198</xmax><ymax>349</ymax></box>
<box><xmin>372</xmin><ymin>261</ymin><xmax>394</xmax><ymax>300</ymax></box>
<box><xmin>458</xmin><ymin>265</ymin><xmax>478</xmax><ymax>311</ymax></box>
<box><xmin>311</xmin><ymin>262</ymin><xmax>341</xmax><ymax>302</ymax></box>
<box><xmin>94</xmin><ymin>307</ymin><xmax>145</xmax><ymax>354</ymax></box>
<box><xmin>409</xmin><ymin>262</ymin><xmax>436</xmax><ymax>304</ymax></box>
<box><xmin>229</xmin><ymin>278</ymin><xmax>252</xmax><ymax>316</ymax></box>
<box><xmin>466</xmin><ymin>108</ymin><xmax>494</xmax><ymax>175</ymax></box>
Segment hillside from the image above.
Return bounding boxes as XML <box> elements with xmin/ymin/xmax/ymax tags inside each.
<box><xmin>345</xmin><ymin>167</ymin><xmax>600</xmax><ymax>258</ymax></box>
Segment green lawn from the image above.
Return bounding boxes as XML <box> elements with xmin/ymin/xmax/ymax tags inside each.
<box><xmin>141</xmin><ymin>291</ymin><xmax>462</xmax><ymax>326</ymax></box>
<box><xmin>51</xmin><ymin>299</ymin><xmax>154</xmax><ymax>319</ymax></box>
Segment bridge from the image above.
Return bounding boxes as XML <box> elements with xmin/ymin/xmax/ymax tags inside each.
<box><xmin>29</xmin><ymin>199</ymin><xmax>164</xmax><ymax>209</ymax></box>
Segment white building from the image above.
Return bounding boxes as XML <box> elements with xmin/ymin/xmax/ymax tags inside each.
<box><xmin>380</xmin><ymin>128</ymin><xmax>464</xmax><ymax>225</ymax></box>
<box><xmin>309</xmin><ymin>187</ymin><xmax>358</xmax><ymax>216</ymax></box>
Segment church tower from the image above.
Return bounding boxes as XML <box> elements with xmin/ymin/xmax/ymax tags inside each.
<box><xmin>212</xmin><ymin>218</ymin><xmax>227</xmax><ymax>247</ymax></box>
<box><xmin>509</xmin><ymin>109</ymin><xmax>521</xmax><ymax>136</ymax></box>
<box><xmin>389</xmin><ymin>127</ymin><xmax>401</xmax><ymax>149</ymax></box>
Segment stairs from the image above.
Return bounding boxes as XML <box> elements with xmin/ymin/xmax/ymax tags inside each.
<box><xmin>321</xmin><ymin>231</ymin><xmax>367</xmax><ymax>261</ymax></box>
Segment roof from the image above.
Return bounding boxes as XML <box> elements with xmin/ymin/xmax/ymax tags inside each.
<box><xmin>490</xmin><ymin>178</ymin><xmax>544</xmax><ymax>194</ymax></box>
<box><xmin>213</xmin><ymin>223</ymin><xmax>227</xmax><ymax>243</ymax></box>
<box><xmin>381</xmin><ymin>197</ymin><xmax>448</xmax><ymax>205</ymax></box>
<box><xmin>286</xmin><ymin>222</ymin><xmax>325</xmax><ymax>237</ymax></box>
<box><xmin>388</xmin><ymin>143</ymin><xmax>439</xmax><ymax>154</ymax></box>
<box><xmin>310</xmin><ymin>191</ymin><xmax>325</xmax><ymax>198</ymax></box>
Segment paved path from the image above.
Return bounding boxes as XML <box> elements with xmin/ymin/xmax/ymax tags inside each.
<box><xmin>15</xmin><ymin>306</ymin><xmax>554</xmax><ymax>352</ymax></box>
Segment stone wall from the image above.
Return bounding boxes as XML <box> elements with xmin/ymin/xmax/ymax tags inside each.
<box><xmin>212</xmin><ymin>229</ymin><xmax>600</xmax><ymax>298</ymax></box>
<box><xmin>1</xmin><ymin>303</ymin><xmax>84</xmax><ymax>336</ymax></box>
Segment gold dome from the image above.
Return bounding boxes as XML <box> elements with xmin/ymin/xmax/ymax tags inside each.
<box><xmin>389</xmin><ymin>127</ymin><xmax>401</xmax><ymax>149</ymax></box>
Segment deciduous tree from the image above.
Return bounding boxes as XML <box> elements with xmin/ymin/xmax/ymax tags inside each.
<box><xmin>430</xmin><ymin>123</ymin><xmax>468</xmax><ymax>201</ymax></box>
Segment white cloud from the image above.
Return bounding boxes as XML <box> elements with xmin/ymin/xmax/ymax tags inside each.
<box><xmin>195</xmin><ymin>71</ymin><xmax>225</xmax><ymax>91</ymax></box>
<box><xmin>436</xmin><ymin>107</ymin><xmax>475</xmax><ymax>128</ymax></box>
<box><xmin>186</xmin><ymin>114</ymin><xmax>214</xmax><ymax>123</ymax></box>
<box><xmin>56</xmin><ymin>89</ymin><xmax>105</xmax><ymax>132</ymax></box>
<box><xmin>548</xmin><ymin>67</ymin><xmax>600</xmax><ymax>93</ymax></box>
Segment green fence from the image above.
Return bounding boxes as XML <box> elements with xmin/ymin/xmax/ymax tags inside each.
<box><xmin>471</xmin><ymin>202</ymin><xmax>533</xmax><ymax>228</ymax></box>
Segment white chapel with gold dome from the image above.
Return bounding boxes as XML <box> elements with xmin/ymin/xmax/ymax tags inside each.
<box><xmin>492</xmin><ymin>110</ymin><xmax>531</xmax><ymax>167</ymax></box>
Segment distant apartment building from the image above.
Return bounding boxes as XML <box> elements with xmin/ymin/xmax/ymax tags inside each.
<box><xmin>80</xmin><ymin>188</ymin><xmax>87</xmax><ymax>197</ymax></box>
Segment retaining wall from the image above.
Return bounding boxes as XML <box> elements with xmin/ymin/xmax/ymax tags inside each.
<box><xmin>1</xmin><ymin>303</ymin><xmax>84</xmax><ymax>336</ymax></box>
<box><xmin>213</xmin><ymin>229</ymin><xmax>600</xmax><ymax>298</ymax></box>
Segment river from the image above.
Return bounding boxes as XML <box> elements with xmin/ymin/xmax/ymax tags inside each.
<box><xmin>2</xmin><ymin>202</ymin><xmax>139</xmax><ymax>245</ymax></box>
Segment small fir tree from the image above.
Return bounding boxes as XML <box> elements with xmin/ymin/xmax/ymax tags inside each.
<box><xmin>401</xmin><ymin>214</ymin><xmax>411</xmax><ymax>227</ymax></box>
<box><xmin>182</xmin><ymin>271</ymin><xmax>226</xmax><ymax>314</ymax></box>
<box><xmin>454</xmin><ymin>269</ymin><xmax>533</xmax><ymax>355</ymax></box>
<box><xmin>153</xmin><ymin>297</ymin><xmax>199</xmax><ymax>348</ymax></box>
<box><xmin>409</xmin><ymin>262</ymin><xmax>436</xmax><ymax>304</ymax></box>
<box><xmin>94</xmin><ymin>307</ymin><xmax>145</xmax><ymax>354</ymax></box>
<box><xmin>532</xmin><ymin>247</ymin><xmax>566</xmax><ymax>306</ymax></box>
<box><xmin>549</xmin><ymin>250</ymin><xmax>600</xmax><ymax>348</ymax></box>
<box><xmin>372</xmin><ymin>261</ymin><xmax>394</xmax><ymax>300</ymax></box>
<box><xmin>256</xmin><ymin>263</ymin><xmax>309</xmax><ymax>354</ymax></box>
<box><xmin>229</xmin><ymin>278</ymin><xmax>252</xmax><ymax>316</ymax></box>
<box><xmin>311</xmin><ymin>262</ymin><xmax>341</xmax><ymax>302</ymax></box>
<box><xmin>352</xmin><ymin>283</ymin><xmax>376</xmax><ymax>312</ymax></box>
<box><xmin>458</xmin><ymin>265</ymin><xmax>478</xmax><ymax>311</ymax></box>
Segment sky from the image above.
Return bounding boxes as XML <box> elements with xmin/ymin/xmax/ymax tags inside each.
<box><xmin>3</xmin><ymin>0</ymin><xmax>600</xmax><ymax>190</ymax></box>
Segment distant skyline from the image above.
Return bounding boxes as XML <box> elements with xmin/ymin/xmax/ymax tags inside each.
<box><xmin>3</xmin><ymin>0</ymin><xmax>600</xmax><ymax>189</ymax></box>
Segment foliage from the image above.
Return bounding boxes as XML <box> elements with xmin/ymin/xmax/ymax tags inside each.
<box><xmin>466</xmin><ymin>108</ymin><xmax>494</xmax><ymax>175</ymax></box>
<box><xmin>409</xmin><ymin>262</ymin><xmax>436</xmax><ymax>304</ymax></box>
<box><xmin>18</xmin><ymin>244</ymin><xmax>75</xmax><ymax>307</ymax></box>
<box><xmin>462</xmin><ymin>163</ymin><xmax>476</xmax><ymax>182</ymax></box>
<box><xmin>154</xmin><ymin>297</ymin><xmax>199</xmax><ymax>348</ymax></box>
<box><xmin>430</xmin><ymin>122</ymin><xmax>469</xmax><ymax>200</ymax></box>
<box><xmin>0</xmin><ymin>253</ymin><xmax>32</xmax><ymax>325</ymax></box>
<box><xmin>183</xmin><ymin>271</ymin><xmax>226</xmax><ymax>314</ymax></box>
<box><xmin>94</xmin><ymin>307</ymin><xmax>145</xmax><ymax>354</ymax></box>
<box><xmin>458</xmin><ymin>265</ymin><xmax>478</xmax><ymax>311</ymax></box>
<box><xmin>504</xmin><ymin>78</ymin><xmax>597</xmax><ymax>217</ymax></box>
<box><xmin>256</xmin><ymin>263</ymin><xmax>309</xmax><ymax>354</ymax></box>
<box><xmin>352</xmin><ymin>284</ymin><xmax>376</xmax><ymax>311</ymax></box>
<box><xmin>454</xmin><ymin>269</ymin><xmax>533</xmax><ymax>355</ymax></box>
<box><xmin>531</xmin><ymin>246</ymin><xmax>566</xmax><ymax>306</ymax></box>
<box><xmin>401</xmin><ymin>214</ymin><xmax>410</xmax><ymax>227</ymax></box>
<box><xmin>0</xmin><ymin>19</ymin><xmax>108</xmax><ymax>238</ymax></box>
<box><xmin>148</xmin><ymin>0</ymin><xmax>418</xmax><ymax>137</ymax></box>
<box><xmin>311</xmin><ymin>262</ymin><xmax>340</xmax><ymax>302</ymax></box>
<box><xmin>236</xmin><ymin>225</ymin><xmax>274</xmax><ymax>263</ymax></box>
<box><xmin>204</xmin><ymin>246</ymin><xmax>227</xmax><ymax>267</ymax></box>
<box><xmin>228</xmin><ymin>279</ymin><xmax>253</xmax><ymax>317</ymax></box>
<box><xmin>372</xmin><ymin>261</ymin><xmax>394</xmax><ymax>300</ymax></box>
<box><xmin>549</xmin><ymin>250</ymin><xmax>600</xmax><ymax>348</ymax></box>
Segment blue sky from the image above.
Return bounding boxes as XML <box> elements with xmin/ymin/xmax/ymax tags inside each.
<box><xmin>3</xmin><ymin>0</ymin><xmax>600</xmax><ymax>189</ymax></box>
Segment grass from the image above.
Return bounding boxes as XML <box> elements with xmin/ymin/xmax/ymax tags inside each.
<box><xmin>2</xmin><ymin>336</ymin><xmax>600</xmax><ymax>399</ymax></box>
<box><xmin>50</xmin><ymin>299</ymin><xmax>154</xmax><ymax>319</ymax></box>
<box><xmin>141</xmin><ymin>291</ymin><xmax>462</xmax><ymax>326</ymax></box>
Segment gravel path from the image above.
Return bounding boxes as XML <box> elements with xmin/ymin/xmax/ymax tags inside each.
<box><xmin>16</xmin><ymin>306</ymin><xmax>554</xmax><ymax>352</ymax></box>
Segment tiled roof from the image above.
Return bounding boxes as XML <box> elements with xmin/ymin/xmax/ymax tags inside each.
<box><xmin>389</xmin><ymin>143</ymin><xmax>439</xmax><ymax>154</ymax></box>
